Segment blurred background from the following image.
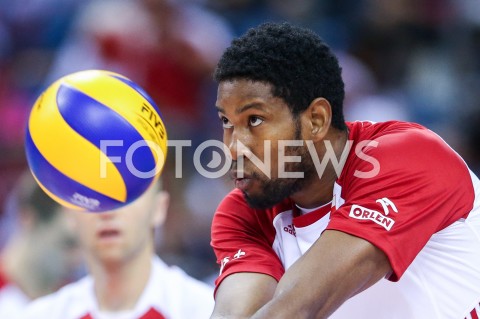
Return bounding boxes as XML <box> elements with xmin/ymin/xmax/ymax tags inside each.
<box><xmin>0</xmin><ymin>0</ymin><xmax>479</xmax><ymax>289</ymax></box>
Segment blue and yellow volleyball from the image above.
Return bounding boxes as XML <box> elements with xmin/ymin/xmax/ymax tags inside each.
<box><xmin>25</xmin><ymin>70</ymin><xmax>168</xmax><ymax>212</ymax></box>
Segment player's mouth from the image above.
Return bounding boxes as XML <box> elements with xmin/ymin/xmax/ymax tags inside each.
<box><xmin>235</xmin><ymin>178</ymin><xmax>252</xmax><ymax>192</ymax></box>
<box><xmin>97</xmin><ymin>228</ymin><xmax>122</xmax><ymax>241</ymax></box>
<box><xmin>231</xmin><ymin>170</ymin><xmax>254</xmax><ymax>192</ymax></box>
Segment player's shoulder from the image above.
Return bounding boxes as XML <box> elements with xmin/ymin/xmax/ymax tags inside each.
<box><xmin>168</xmin><ymin>266</ymin><xmax>214</xmax><ymax>298</ymax></box>
<box><xmin>0</xmin><ymin>284</ymin><xmax>29</xmax><ymax>319</ymax></box>
<box><xmin>150</xmin><ymin>257</ymin><xmax>214</xmax><ymax>315</ymax></box>
<box><xmin>347</xmin><ymin>120</ymin><xmax>457</xmax><ymax>159</ymax></box>
<box><xmin>17</xmin><ymin>276</ymin><xmax>93</xmax><ymax>319</ymax></box>
<box><xmin>342</xmin><ymin>120</ymin><xmax>470</xmax><ymax>186</ymax></box>
<box><xmin>153</xmin><ymin>257</ymin><xmax>213</xmax><ymax>293</ymax></box>
<box><xmin>347</xmin><ymin>119</ymin><xmax>449</xmax><ymax>145</ymax></box>
<box><xmin>347</xmin><ymin>120</ymin><xmax>430</xmax><ymax>141</ymax></box>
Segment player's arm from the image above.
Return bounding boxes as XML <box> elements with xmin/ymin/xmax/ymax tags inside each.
<box><xmin>251</xmin><ymin>229</ymin><xmax>391</xmax><ymax>319</ymax></box>
<box><xmin>210</xmin><ymin>272</ymin><xmax>277</xmax><ymax>318</ymax></box>
<box><xmin>210</xmin><ymin>190</ymin><xmax>285</xmax><ymax>318</ymax></box>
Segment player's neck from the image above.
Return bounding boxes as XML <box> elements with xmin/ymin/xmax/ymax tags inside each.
<box><xmin>91</xmin><ymin>246</ymin><xmax>153</xmax><ymax>312</ymax></box>
<box><xmin>290</xmin><ymin>128</ymin><xmax>349</xmax><ymax>208</ymax></box>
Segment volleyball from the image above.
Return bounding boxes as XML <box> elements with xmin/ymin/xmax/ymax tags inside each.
<box><xmin>24</xmin><ymin>70</ymin><xmax>168</xmax><ymax>212</ymax></box>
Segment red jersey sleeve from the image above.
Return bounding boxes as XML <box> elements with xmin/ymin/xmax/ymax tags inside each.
<box><xmin>327</xmin><ymin>122</ymin><xmax>475</xmax><ymax>281</ymax></box>
<box><xmin>210</xmin><ymin>189</ymin><xmax>284</xmax><ymax>294</ymax></box>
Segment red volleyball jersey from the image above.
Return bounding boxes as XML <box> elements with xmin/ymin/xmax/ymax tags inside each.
<box><xmin>211</xmin><ymin>121</ymin><xmax>480</xmax><ymax>319</ymax></box>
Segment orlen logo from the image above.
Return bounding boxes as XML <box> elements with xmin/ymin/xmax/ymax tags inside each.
<box><xmin>349</xmin><ymin>204</ymin><xmax>395</xmax><ymax>231</ymax></box>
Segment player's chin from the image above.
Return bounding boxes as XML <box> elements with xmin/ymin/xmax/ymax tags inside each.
<box><xmin>237</xmin><ymin>177</ymin><xmax>265</xmax><ymax>196</ymax></box>
<box><xmin>234</xmin><ymin>177</ymin><xmax>250</xmax><ymax>192</ymax></box>
<box><xmin>97</xmin><ymin>251</ymin><xmax>127</xmax><ymax>265</ymax></box>
<box><xmin>241</xmin><ymin>190</ymin><xmax>278</xmax><ymax>210</ymax></box>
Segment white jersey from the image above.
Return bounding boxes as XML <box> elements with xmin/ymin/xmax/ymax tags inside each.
<box><xmin>17</xmin><ymin>256</ymin><xmax>214</xmax><ymax>319</ymax></box>
<box><xmin>0</xmin><ymin>282</ymin><xmax>29</xmax><ymax>318</ymax></box>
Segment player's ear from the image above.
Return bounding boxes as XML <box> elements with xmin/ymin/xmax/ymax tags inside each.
<box><xmin>305</xmin><ymin>97</ymin><xmax>332</xmax><ymax>142</ymax></box>
<box><xmin>151</xmin><ymin>190</ymin><xmax>169</xmax><ymax>228</ymax></box>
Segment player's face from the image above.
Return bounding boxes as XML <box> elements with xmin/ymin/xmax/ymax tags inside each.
<box><xmin>216</xmin><ymin>79</ymin><xmax>316</xmax><ymax>209</ymax></box>
<box><xmin>66</xmin><ymin>187</ymin><xmax>167</xmax><ymax>266</ymax></box>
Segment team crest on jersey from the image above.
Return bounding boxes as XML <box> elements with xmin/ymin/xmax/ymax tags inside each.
<box><xmin>349</xmin><ymin>198</ymin><xmax>398</xmax><ymax>231</ymax></box>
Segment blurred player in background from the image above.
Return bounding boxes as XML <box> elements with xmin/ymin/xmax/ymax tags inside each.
<box><xmin>0</xmin><ymin>171</ymin><xmax>82</xmax><ymax>318</ymax></box>
<box><xmin>19</xmin><ymin>180</ymin><xmax>214</xmax><ymax>319</ymax></box>
<box><xmin>210</xmin><ymin>22</ymin><xmax>480</xmax><ymax>318</ymax></box>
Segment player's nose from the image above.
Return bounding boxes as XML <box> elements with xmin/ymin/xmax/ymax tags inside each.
<box><xmin>227</xmin><ymin>130</ymin><xmax>252</xmax><ymax>160</ymax></box>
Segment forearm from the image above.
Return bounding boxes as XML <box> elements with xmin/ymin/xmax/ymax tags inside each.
<box><xmin>251</xmin><ymin>230</ymin><xmax>391</xmax><ymax>319</ymax></box>
<box><xmin>250</xmin><ymin>270</ymin><xmax>380</xmax><ymax>319</ymax></box>
<box><xmin>249</xmin><ymin>271</ymin><xmax>346</xmax><ymax>319</ymax></box>
<box><xmin>210</xmin><ymin>273</ymin><xmax>278</xmax><ymax>319</ymax></box>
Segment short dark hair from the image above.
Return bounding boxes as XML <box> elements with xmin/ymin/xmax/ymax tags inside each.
<box><xmin>214</xmin><ymin>22</ymin><xmax>346</xmax><ymax>130</ymax></box>
<box><xmin>16</xmin><ymin>172</ymin><xmax>60</xmax><ymax>224</ymax></box>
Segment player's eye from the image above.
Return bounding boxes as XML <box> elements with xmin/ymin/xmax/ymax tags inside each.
<box><xmin>220</xmin><ymin>116</ymin><xmax>233</xmax><ymax>129</ymax></box>
<box><xmin>249</xmin><ymin>116</ymin><xmax>264</xmax><ymax>127</ymax></box>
